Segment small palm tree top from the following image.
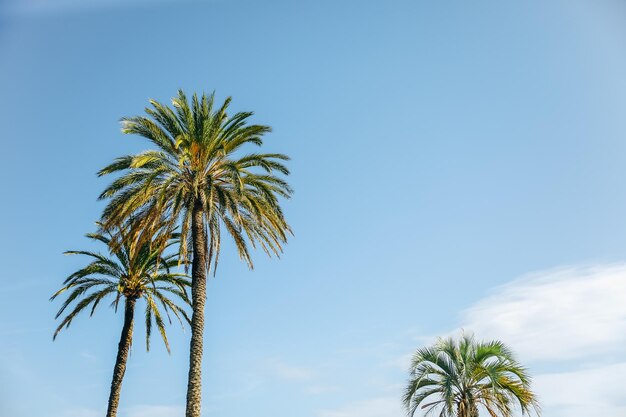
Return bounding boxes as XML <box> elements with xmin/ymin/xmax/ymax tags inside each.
<box><xmin>97</xmin><ymin>90</ymin><xmax>292</xmax><ymax>273</ymax></box>
<box><xmin>404</xmin><ymin>333</ymin><xmax>540</xmax><ymax>417</ymax></box>
<box><xmin>51</xmin><ymin>224</ymin><xmax>191</xmax><ymax>352</ymax></box>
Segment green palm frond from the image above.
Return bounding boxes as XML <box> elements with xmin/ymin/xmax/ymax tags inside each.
<box><xmin>404</xmin><ymin>334</ymin><xmax>540</xmax><ymax>417</ymax></box>
<box><xmin>52</xmin><ymin>226</ymin><xmax>191</xmax><ymax>351</ymax></box>
<box><xmin>98</xmin><ymin>90</ymin><xmax>292</xmax><ymax>275</ymax></box>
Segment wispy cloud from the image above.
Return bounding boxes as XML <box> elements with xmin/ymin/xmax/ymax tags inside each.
<box><xmin>533</xmin><ymin>362</ymin><xmax>626</xmax><ymax>417</ymax></box>
<box><xmin>455</xmin><ymin>264</ymin><xmax>626</xmax><ymax>417</ymax></box>
<box><xmin>460</xmin><ymin>264</ymin><xmax>626</xmax><ymax>362</ymax></box>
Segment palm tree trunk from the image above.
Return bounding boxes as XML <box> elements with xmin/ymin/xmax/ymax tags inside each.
<box><xmin>106</xmin><ymin>297</ymin><xmax>136</xmax><ymax>417</ymax></box>
<box><xmin>457</xmin><ymin>400</ymin><xmax>477</xmax><ymax>417</ymax></box>
<box><xmin>186</xmin><ymin>202</ymin><xmax>208</xmax><ymax>417</ymax></box>
<box><xmin>457</xmin><ymin>403</ymin><xmax>466</xmax><ymax>417</ymax></box>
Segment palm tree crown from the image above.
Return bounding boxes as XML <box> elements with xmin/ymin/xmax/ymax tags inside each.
<box><xmin>404</xmin><ymin>334</ymin><xmax>540</xmax><ymax>417</ymax></box>
<box><xmin>98</xmin><ymin>90</ymin><xmax>292</xmax><ymax>270</ymax></box>
<box><xmin>51</xmin><ymin>225</ymin><xmax>190</xmax><ymax>351</ymax></box>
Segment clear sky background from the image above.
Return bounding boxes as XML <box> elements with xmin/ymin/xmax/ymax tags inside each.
<box><xmin>1</xmin><ymin>1</ymin><xmax>626</xmax><ymax>416</ymax></box>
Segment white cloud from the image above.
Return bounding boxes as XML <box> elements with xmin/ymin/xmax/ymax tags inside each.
<box><xmin>453</xmin><ymin>264</ymin><xmax>626</xmax><ymax>417</ymax></box>
<box><xmin>533</xmin><ymin>362</ymin><xmax>626</xmax><ymax>417</ymax></box>
<box><xmin>318</xmin><ymin>397</ymin><xmax>402</xmax><ymax>417</ymax></box>
<box><xmin>460</xmin><ymin>264</ymin><xmax>626</xmax><ymax>362</ymax></box>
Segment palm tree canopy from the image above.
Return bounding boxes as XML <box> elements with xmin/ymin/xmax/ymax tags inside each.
<box><xmin>51</xmin><ymin>224</ymin><xmax>191</xmax><ymax>352</ymax></box>
<box><xmin>403</xmin><ymin>333</ymin><xmax>540</xmax><ymax>417</ymax></box>
<box><xmin>97</xmin><ymin>90</ymin><xmax>292</xmax><ymax>273</ymax></box>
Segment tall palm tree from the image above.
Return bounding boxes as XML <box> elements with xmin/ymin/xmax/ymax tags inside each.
<box><xmin>52</xmin><ymin>225</ymin><xmax>191</xmax><ymax>417</ymax></box>
<box><xmin>403</xmin><ymin>334</ymin><xmax>540</xmax><ymax>417</ymax></box>
<box><xmin>97</xmin><ymin>90</ymin><xmax>292</xmax><ymax>417</ymax></box>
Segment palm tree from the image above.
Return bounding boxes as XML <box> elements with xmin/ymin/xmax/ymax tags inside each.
<box><xmin>403</xmin><ymin>333</ymin><xmax>540</xmax><ymax>417</ymax></box>
<box><xmin>97</xmin><ymin>90</ymin><xmax>292</xmax><ymax>417</ymax></box>
<box><xmin>51</xmin><ymin>225</ymin><xmax>191</xmax><ymax>417</ymax></box>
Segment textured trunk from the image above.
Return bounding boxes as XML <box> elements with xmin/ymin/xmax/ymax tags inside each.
<box><xmin>457</xmin><ymin>403</ymin><xmax>464</xmax><ymax>417</ymax></box>
<box><xmin>185</xmin><ymin>202</ymin><xmax>208</xmax><ymax>417</ymax></box>
<box><xmin>457</xmin><ymin>400</ymin><xmax>477</xmax><ymax>417</ymax></box>
<box><xmin>106</xmin><ymin>297</ymin><xmax>136</xmax><ymax>417</ymax></box>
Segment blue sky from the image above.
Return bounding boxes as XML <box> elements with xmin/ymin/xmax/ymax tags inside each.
<box><xmin>1</xmin><ymin>1</ymin><xmax>626</xmax><ymax>416</ymax></box>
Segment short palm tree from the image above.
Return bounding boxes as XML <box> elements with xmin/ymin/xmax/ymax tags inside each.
<box><xmin>403</xmin><ymin>334</ymin><xmax>540</xmax><ymax>417</ymax></box>
<box><xmin>51</xmin><ymin>225</ymin><xmax>191</xmax><ymax>417</ymax></box>
<box><xmin>97</xmin><ymin>90</ymin><xmax>292</xmax><ymax>417</ymax></box>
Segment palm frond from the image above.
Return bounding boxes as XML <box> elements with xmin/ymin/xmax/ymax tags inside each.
<box><xmin>52</xmin><ymin>225</ymin><xmax>191</xmax><ymax>353</ymax></box>
<box><xmin>404</xmin><ymin>334</ymin><xmax>540</xmax><ymax>417</ymax></box>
